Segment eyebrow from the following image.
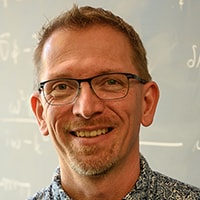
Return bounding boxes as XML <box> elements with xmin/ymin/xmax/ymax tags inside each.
<box><xmin>44</xmin><ymin>73</ymin><xmax>72</xmax><ymax>80</ymax></box>
<box><xmin>45</xmin><ymin>69</ymin><xmax>122</xmax><ymax>80</ymax></box>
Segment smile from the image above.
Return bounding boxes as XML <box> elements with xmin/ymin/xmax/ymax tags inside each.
<box><xmin>71</xmin><ymin>128</ymin><xmax>112</xmax><ymax>138</ymax></box>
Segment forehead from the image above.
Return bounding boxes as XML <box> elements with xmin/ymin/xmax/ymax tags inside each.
<box><xmin>41</xmin><ymin>25</ymin><xmax>136</xmax><ymax>80</ymax></box>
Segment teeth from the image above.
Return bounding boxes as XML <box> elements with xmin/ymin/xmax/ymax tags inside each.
<box><xmin>76</xmin><ymin>128</ymin><xmax>108</xmax><ymax>138</ymax></box>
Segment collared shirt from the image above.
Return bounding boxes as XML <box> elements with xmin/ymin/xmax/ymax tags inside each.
<box><xmin>28</xmin><ymin>155</ymin><xmax>200</xmax><ymax>200</ymax></box>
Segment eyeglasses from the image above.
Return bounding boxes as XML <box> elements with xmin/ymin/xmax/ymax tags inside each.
<box><xmin>38</xmin><ymin>72</ymin><xmax>148</xmax><ymax>106</ymax></box>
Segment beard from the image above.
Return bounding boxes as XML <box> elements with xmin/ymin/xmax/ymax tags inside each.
<box><xmin>67</xmin><ymin>142</ymin><xmax>118</xmax><ymax>176</ymax></box>
<box><xmin>63</xmin><ymin>117</ymin><xmax>120</xmax><ymax>176</ymax></box>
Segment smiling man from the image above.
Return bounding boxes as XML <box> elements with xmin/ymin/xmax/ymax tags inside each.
<box><xmin>29</xmin><ymin>5</ymin><xmax>200</xmax><ymax>200</ymax></box>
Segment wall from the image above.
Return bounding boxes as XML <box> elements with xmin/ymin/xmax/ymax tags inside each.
<box><xmin>0</xmin><ymin>0</ymin><xmax>199</xmax><ymax>199</ymax></box>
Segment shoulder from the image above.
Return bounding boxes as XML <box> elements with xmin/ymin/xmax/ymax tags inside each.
<box><xmin>153</xmin><ymin>171</ymin><xmax>200</xmax><ymax>199</ymax></box>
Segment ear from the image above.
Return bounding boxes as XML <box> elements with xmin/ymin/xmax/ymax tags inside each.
<box><xmin>30</xmin><ymin>92</ymin><xmax>49</xmax><ymax>136</ymax></box>
<box><xmin>141</xmin><ymin>81</ymin><xmax>159</xmax><ymax>127</ymax></box>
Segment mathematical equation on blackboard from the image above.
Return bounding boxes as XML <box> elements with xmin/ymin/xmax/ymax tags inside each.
<box><xmin>0</xmin><ymin>32</ymin><xmax>35</xmax><ymax>64</ymax></box>
<box><xmin>0</xmin><ymin>178</ymin><xmax>31</xmax><ymax>198</ymax></box>
<box><xmin>1</xmin><ymin>88</ymin><xmax>50</xmax><ymax>154</ymax></box>
<box><xmin>193</xmin><ymin>140</ymin><xmax>200</xmax><ymax>152</ymax></box>
<box><xmin>187</xmin><ymin>45</ymin><xmax>200</xmax><ymax>69</ymax></box>
<box><xmin>5</xmin><ymin>132</ymin><xmax>50</xmax><ymax>155</ymax></box>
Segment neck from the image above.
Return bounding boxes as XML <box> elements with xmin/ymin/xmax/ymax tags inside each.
<box><xmin>60</xmin><ymin>152</ymin><xmax>140</xmax><ymax>200</ymax></box>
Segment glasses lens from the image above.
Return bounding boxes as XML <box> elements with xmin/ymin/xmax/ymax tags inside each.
<box><xmin>91</xmin><ymin>74</ymin><xmax>129</xmax><ymax>100</ymax></box>
<box><xmin>43</xmin><ymin>79</ymin><xmax>79</xmax><ymax>105</ymax></box>
<box><xmin>41</xmin><ymin>73</ymin><xmax>130</xmax><ymax>105</ymax></box>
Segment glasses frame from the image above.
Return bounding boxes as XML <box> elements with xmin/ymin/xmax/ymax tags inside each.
<box><xmin>38</xmin><ymin>72</ymin><xmax>148</xmax><ymax>105</ymax></box>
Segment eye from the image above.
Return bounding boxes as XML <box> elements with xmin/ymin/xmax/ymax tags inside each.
<box><xmin>94</xmin><ymin>76</ymin><xmax>126</xmax><ymax>93</ymax></box>
<box><xmin>51</xmin><ymin>80</ymin><xmax>78</xmax><ymax>92</ymax></box>
<box><xmin>103</xmin><ymin>77</ymin><xmax>125</xmax><ymax>88</ymax></box>
<box><xmin>42</xmin><ymin>79</ymin><xmax>79</xmax><ymax>104</ymax></box>
<box><xmin>53</xmin><ymin>83</ymin><xmax>68</xmax><ymax>90</ymax></box>
<box><xmin>45</xmin><ymin>80</ymin><xmax>78</xmax><ymax>98</ymax></box>
<box><xmin>50</xmin><ymin>82</ymin><xmax>72</xmax><ymax>98</ymax></box>
<box><xmin>107</xmin><ymin>79</ymin><xmax>118</xmax><ymax>85</ymax></box>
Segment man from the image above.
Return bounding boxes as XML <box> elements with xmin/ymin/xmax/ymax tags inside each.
<box><xmin>29</xmin><ymin>5</ymin><xmax>200</xmax><ymax>200</ymax></box>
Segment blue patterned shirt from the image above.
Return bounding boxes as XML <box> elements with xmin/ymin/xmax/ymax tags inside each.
<box><xmin>28</xmin><ymin>155</ymin><xmax>200</xmax><ymax>199</ymax></box>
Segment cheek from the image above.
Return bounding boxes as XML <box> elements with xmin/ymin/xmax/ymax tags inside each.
<box><xmin>107</xmin><ymin>99</ymin><xmax>141</xmax><ymax>158</ymax></box>
<box><xmin>113</xmin><ymin>91</ymin><xmax>143</xmax><ymax>124</ymax></box>
<box><xmin>124</xmin><ymin>103</ymin><xmax>142</xmax><ymax>137</ymax></box>
<box><xmin>116</xmin><ymin>91</ymin><xmax>143</xmax><ymax>136</ymax></box>
<box><xmin>43</xmin><ymin>106</ymin><xmax>67</xmax><ymax>134</ymax></box>
<box><xmin>107</xmin><ymin>97</ymin><xmax>141</xmax><ymax>139</ymax></box>
<box><xmin>44</xmin><ymin>107</ymin><xmax>71</xmax><ymax>152</ymax></box>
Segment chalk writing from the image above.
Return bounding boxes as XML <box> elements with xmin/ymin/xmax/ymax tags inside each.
<box><xmin>8</xmin><ymin>89</ymin><xmax>31</xmax><ymax>116</ymax></box>
<box><xmin>5</xmin><ymin>133</ymin><xmax>49</xmax><ymax>155</ymax></box>
<box><xmin>140</xmin><ymin>141</ymin><xmax>183</xmax><ymax>147</ymax></box>
<box><xmin>6</xmin><ymin>138</ymin><xmax>21</xmax><ymax>150</ymax></box>
<box><xmin>0</xmin><ymin>32</ymin><xmax>20</xmax><ymax>63</ymax></box>
<box><xmin>0</xmin><ymin>32</ymin><xmax>10</xmax><ymax>61</ymax></box>
<box><xmin>1</xmin><ymin>0</ymin><xmax>8</xmax><ymax>8</ymax></box>
<box><xmin>0</xmin><ymin>178</ymin><xmax>31</xmax><ymax>197</ymax></box>
<box><xmin>11</xmin><ymin>39</ymin><xmax>20</xmax><ymax>64</ymax></box>
<box><xmin>192</xmin><ymin>140</ymin><xmax>200</xmax><ymax>152</ymax></box>
<box><xmin>187</xmin><ymin>45</ymin><xmax>200</xmax><ymax>69</ymax></box>
<box><xmin>179</xmin><ymin>0</ymin><xmax>184</xmax><ymax>10</ymax></box>
<box><xmin>0</xmin><ymin>32</ymin><xmax>31</xmax><ymax>64</ymax></box>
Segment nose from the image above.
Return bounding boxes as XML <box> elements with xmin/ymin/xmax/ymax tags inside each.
<box><xmin>72</xmin><ymin>82</ymin><xmax>105</xmax><ymax>119</ymax></box>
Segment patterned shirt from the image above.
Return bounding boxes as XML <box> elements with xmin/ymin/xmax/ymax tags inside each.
<box><xmin>28</xmin><ymin>155</ymin><xmax>200</xmax><ymax>200</ymax></box>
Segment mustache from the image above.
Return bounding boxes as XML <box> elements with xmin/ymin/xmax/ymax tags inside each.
<box><xmin>64</xmin><ymin>117</ymin><xmax>117</xmax><ymax>131</ymax></box>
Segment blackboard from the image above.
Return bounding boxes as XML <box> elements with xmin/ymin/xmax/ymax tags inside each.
<box><xmin>0</xmin><ymin>0</ymin><xmax>199</xmax><ymax>199</ymax></box>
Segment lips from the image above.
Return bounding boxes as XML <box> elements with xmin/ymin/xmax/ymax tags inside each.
<box><xmin>71</xmin><ymin>128</ymin><xmax>112</xmax><ymax>138</ymax></box>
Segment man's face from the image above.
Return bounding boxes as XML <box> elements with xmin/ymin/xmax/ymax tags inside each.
<box><xmin>34</xmin><ymin>25</ymin><xmax>146</xmax><ymax>176</ymax></box>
